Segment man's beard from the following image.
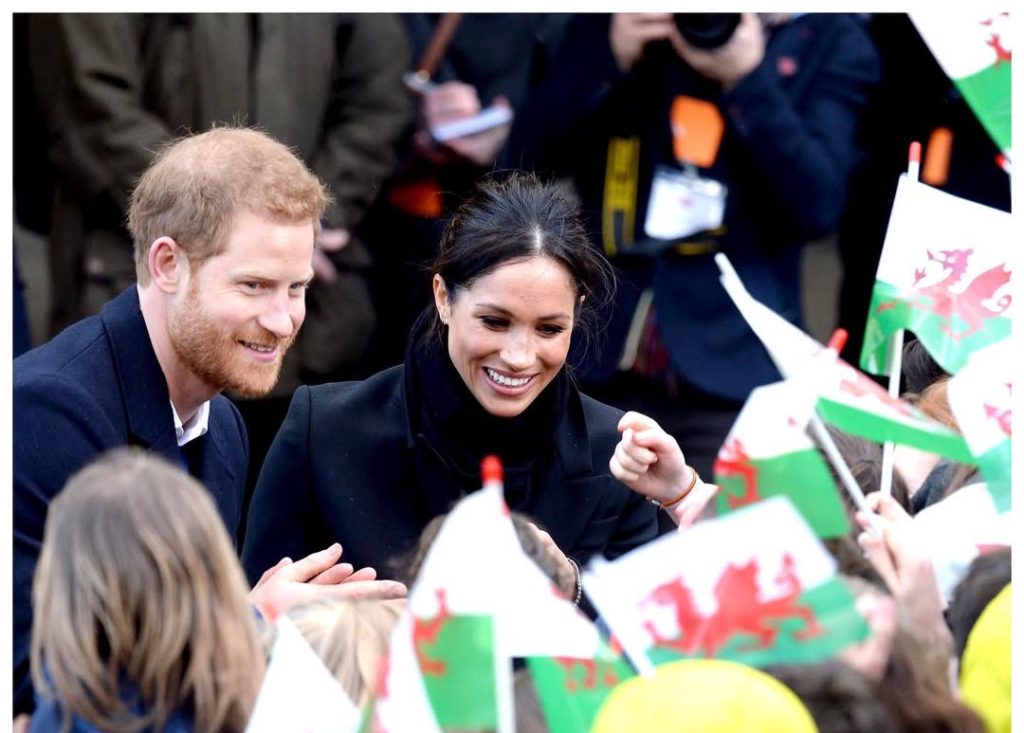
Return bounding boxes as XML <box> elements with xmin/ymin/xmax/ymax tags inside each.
<box><xmin>168</xmin><ymin>292</ymin><xmax>295</xmax><ymax>399</ymax></box>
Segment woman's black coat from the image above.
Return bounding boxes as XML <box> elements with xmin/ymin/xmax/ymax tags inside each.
<box><xmin>241</xmin><ymin>365</ymin><xmax>658</xmax><ymax>585</ymax></box>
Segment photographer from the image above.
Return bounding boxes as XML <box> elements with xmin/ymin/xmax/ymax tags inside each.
<box><xmin>508</xmin><ymin>13</ymin><xmax>879</xmax><ymax>509</ymax></box>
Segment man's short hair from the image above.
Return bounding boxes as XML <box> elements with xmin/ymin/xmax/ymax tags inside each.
<box><xmin>128</xmin><ymin>126</ymin><xmax>330</xmax><ymax>284</ymax></box>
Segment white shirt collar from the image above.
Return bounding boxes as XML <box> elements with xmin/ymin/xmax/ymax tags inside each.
<box><xmin>171</xmin><ymin>400</ymin><xmax>211</xmax><ymax>447</ymax></box>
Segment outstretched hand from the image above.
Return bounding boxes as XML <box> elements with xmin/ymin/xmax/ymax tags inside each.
<box><xmin>609</xmin><ymin>411</ymin><xmax>718</xmax><ymax>529</ymax></box>
<box><xmin>248</xmin><ymin>543</ymin><xmax>407</xmax><ymax>622</ymax></box>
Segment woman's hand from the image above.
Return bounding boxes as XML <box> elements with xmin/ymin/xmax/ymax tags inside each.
<box><xmin>521</xmin><ymin>521</ymin><xmax>579</xmax><ymax>600</ymax></box>
<box><xmin>610</xmin><ymin>411</ymin><xmax>718</xmax><ymax>528</ymax></box>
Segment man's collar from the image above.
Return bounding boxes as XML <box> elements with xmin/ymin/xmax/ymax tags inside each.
<box><xmin>171</xmin><ymin>399</ymin><xmax>211</xmax><ymax>447</ymax></box>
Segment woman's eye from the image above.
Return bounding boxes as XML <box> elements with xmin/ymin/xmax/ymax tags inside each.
<box><xmin>539</xmin><ymin>324</ymin><xmax>566</xmax><ymax>336</ymax></box>
<box><xmin>480</xmin><ymin>316</ymin><xmax>508</xmax><ymax>329</ymax></box>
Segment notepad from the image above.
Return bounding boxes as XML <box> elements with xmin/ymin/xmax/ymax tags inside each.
<box><xmin>430</xmin><ymin>105</ymin><xmax>513</xmax><ymax>143</ymax></box>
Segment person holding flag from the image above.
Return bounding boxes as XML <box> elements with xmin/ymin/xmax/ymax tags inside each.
<box><xmin>242</xmin><ymin>172</ymin><xmax>713</xmax><ymax>601</ymax></box>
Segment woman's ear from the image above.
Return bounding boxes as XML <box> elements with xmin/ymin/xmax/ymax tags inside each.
<box><xmin>432</xmin><ymin>274</ymin><xmax>450</xmax><ymax>325</ymax></box>
<box><xmin>148</xmin><ymin>237</ymin><xmax>187</xmax><ymax>293</ymax></box>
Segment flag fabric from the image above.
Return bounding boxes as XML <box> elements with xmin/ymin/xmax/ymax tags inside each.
<box><xmin>913</xmin><ymin>483</ymin><xmax>1012</xmax><ymax>601</ymax></box>
<box><xmin>947</xmin><ymin>340</ymin><xmax>1013</xmax><ymax>512</ymax></box>
<box><xmin>860</xmin><ymin>176</ymin><xmax>1012</xmax><ymax>376</ymax></box>
<box><xmin>369</xmin><ymin>480</ymin><xmax>605</xmax><ymax>732</ymax></box>
<box><xmin>717</xmin><ymin>255</ymin><xmax>973</xmax><ymax>462</ymax></box>
<box><xmin>713</xmin><ymin>380</ymin><xmax>850</xmax><ymax>539</ymax></box>
<box><xmin>583</xmin><ymin>497</ymin><xmax>869</xmax><ymax>670</ymax></box>
<box><xmin>246</xmin><ymin>616</ymin><xmax>361</xmax><ymax>733</ymax></box>
<box><xmin>364</xmin><ymin>612</ymin><xmax>445</xmax><ymax>733</ymax></box>
<box><xmin>910</xmin><ymin>11</ymin><xmax>1012</xmax><ymax>154</ymax></box>
<box><xmin>527</xmin><ymin>644</ymin><xmax>635</xmax><ymax>733</ymax></box>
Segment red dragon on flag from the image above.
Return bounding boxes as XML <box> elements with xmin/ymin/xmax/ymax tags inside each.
<box><xmin>641</xmin><ymin>553</ymin><xmax>821</xmax><ymax>657</ymax></box>
<box><xmin>876</xmin><ymin>248</ymin><xmax>1011</xmax><ymax>341</ymax></box>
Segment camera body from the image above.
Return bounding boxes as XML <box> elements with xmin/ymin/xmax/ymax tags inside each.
<box><xmin>673</xmin><ymin>13</ymin><xmax>741</xmax><ymax>50</ymax></box>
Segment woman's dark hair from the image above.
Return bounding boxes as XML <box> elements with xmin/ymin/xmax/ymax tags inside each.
<box><xmin>901</xmin><ymin>337</ymin><xmax>949</xmax><ymax>398</ymax></box>
<box><xmin>428</xmin><ymin>171</ymin><xmax>615</xmax><ymax>363</ymax></box>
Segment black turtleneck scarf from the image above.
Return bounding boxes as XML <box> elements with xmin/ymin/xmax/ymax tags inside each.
<box><xmin>404</xmin><ymin>311</ymin><xmax>571</xmax><ymax>510</ymax></box>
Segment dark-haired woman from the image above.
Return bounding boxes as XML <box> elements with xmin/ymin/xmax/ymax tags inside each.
<box><xmin>242</xmin><ymin>173</ymin><xmax>712</xmax><ymax>598</ymax></box>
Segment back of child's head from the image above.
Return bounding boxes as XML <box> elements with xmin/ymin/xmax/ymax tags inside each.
<box><xmin>765</xmin><ymin>660</ymin><xmax>899</xmax><ymax>733</ymax></box>
<box><xmin>285</xmin><ymin>598</ymin><xmax>404</xmax><ymax>708</ymax></box>
<box><xmin>31</xmin><ymin>448</ymin><xmax>264</xmax><ymax>733</ymax></box>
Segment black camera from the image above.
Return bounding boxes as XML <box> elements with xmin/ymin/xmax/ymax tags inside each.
<box><xmin>673</xmin><ymin>13</ymin><xmax>741</xmax><ymax>50</ymax></box>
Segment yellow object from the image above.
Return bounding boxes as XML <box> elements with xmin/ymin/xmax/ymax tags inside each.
<box><xmin>601</xmin><ymin>137</ymin><xmax>640</xmax><ymax>256</ymax></box>
<box><xmin>591</xmin><ymin>659</ymin><xmax>818</xmax><ymax>733</ymax></box>
<box><xmin>960</xmin><ymin>583</ymin><xmax>1011</xmax><ymax>733</ymax></box>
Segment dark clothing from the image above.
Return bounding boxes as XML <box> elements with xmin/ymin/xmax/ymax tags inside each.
<box><xmin>242</xmin><ymin>320</ymin><xmax>658</xmax><ymax>585</ymax></box>
<box><xmin>29</xmin><ymin>690</ymin><xmax>194</xmax><ymax>733</ymax></box>
<box><xmin>510</xmin><ymin>14</ymin><xmax>880</xmax><ymax>402</ymax></box>
<box><xmin>13</xmin><ymin>245</ymin><xmax>32</xmax><ymax>357</ymax></box>
<box><xmin>13</xmin><ymin>287</ymin><xmax>248</xmax><ymax>715</ymax></box>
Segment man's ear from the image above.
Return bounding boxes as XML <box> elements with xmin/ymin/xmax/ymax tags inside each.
<box><xmin>148</xmin><ymin>237</ymin><xmax>188</xmax><ymax>293</ymax></box>
<box><xmin>432</xmin><ymin>274</ymin><xmax>450</xmax><ymax>325</ymax></box>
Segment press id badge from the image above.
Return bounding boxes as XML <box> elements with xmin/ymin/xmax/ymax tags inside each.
<box><xmin>643</xmin><ymin>165</ymin><xmax>727</xmax><ymax>241</ymax></box>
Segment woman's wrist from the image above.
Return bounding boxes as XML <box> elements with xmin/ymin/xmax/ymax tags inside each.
<box><xmin>566</xmin><ymin>557</ymin><xmax>583</xmax><ymax>606</ymax></box>
<box><xmin>654</xmin><ymin>465</ymin><xmax>700</xmax><ymax>509</ymax></box>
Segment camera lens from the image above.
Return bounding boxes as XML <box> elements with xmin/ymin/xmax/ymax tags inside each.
<box><xmin>673</xmin><ymin>13</ymin><xmax>741</xmax><ymax>50</ymax></box>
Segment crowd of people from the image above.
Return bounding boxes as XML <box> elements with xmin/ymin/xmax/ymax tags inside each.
<box><xmin>12</xmin><ymin>12</ymin><xmax>1011</xmax><ymax>733</ymax></box>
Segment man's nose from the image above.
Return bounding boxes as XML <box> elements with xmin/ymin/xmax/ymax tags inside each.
<box><xmin>257</xmin><ymin>293</ymin><xmax>296</xmax><ymax>339</ymax></box>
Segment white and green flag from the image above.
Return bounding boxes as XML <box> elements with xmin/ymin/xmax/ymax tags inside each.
<box><xmin>583</xmin><ymin>497</ymin><xmax>869</xmax><ymax>670</ymax></box>
<box><xmin>860</xmin><ymin>176</ymin><xmax>1012</xmax><ymax>376</ymax></box>
<box><xmin>713</xmin><ymin>380</ymin><xmax>850</xmax><ymax>539</ymax></box>
<box><xmin>910</xmin><ymin>11</ymin><xmax>1011</xmax><ymax>154</ymax></box>
<box><xmin>247</xmin><ymin>616</ymin><xmax>361</xmax><ymax>733</ymax></box>
<box><xmin>368</xmin><ymin>479</ymin><xmax>605</xmax><ymax>732</ymax></box>
<box><xmin>947</xmin><ymin>339</ymin><xmax>1013</xmax><ymax>512</ymax></box>
<box><xmin>716</xmin><ymin>254</ymin><xmax>973</xmax><ymax>463</ymax></box>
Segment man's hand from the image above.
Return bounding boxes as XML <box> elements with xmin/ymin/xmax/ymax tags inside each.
<box><xmin>311</xmin><ymin>228</ymin><xmax>350</xmax><ymax>285</ymax></box>
<box><xmin>672</xmin><ymin>12</ymin><xmax>765</xmax><ymax>91</ymax></box>
<box><xmin>248</xmin><ymin>543</ymin><xmax>407</xmax><ymax>622</ymax></box>
<box><xmin>610</xmin><ymin>14</ymin><xmax>677</xmax><ymax>72</ymax></box>
<box><xmin>610</xmin><ymin>411</ymin><xmax>718</xmax><ymax>529</ymax></box>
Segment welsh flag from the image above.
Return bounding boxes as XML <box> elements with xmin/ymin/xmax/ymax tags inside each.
<box><xmin>914</xmin><ymin>483</ymin><xmax>1012</xmax><ymax>601</ymax></box>
<box><xmin>583</xmin><ymin>496</ymin><xmax>869</xmax><ymax>669</ymax></box>
<box><xmin>368</xmin><ymin>475</ymin><xmax>606</xmax><ymax>732</ymax></box>
<box><xmin>717</xmin><ymin>254</ymin><xmax>973</xmax><ymax>463</ymax></box>
<box><xmin>247</xmin><ymin>616</ymin><xmax>361</xmax><ymax>733</ymax></box>
<box><xmin>947</xmin><ymin>340</ymin><xmax>1013</xmax><ymax>512</ymax></box>
<box><xmin>713</xmin><ymin>379</ymin><xmax>850</xmax><ymax>539</ymax></box>
<box><xmin>910</xmin><ymin>11</ymin><xmax>1012</xmax><ymax>154</ymax></box>
<box><xmin>527</xmin><ymin>643</ymin><xmax>635</xmax><ymax>733</ymax></box>
<box><xmin>860</xmin><ymin>176</ymin><xmax>1012</xmax><ymax>376</ymax></box>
